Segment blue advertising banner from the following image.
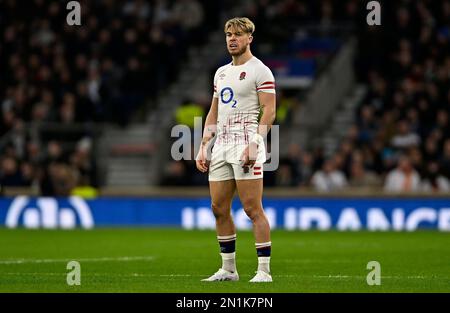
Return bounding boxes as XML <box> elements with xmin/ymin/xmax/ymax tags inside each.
<box><xmin>0</xmin><ymin>196</ymin><xmax>449</xmax><ymax>231</ymax></box>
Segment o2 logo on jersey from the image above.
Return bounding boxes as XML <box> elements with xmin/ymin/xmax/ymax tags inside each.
<box><xmin>220</xmin><ymin>87</ymin><xmax>237</xmax><ymax>108</ymax></box>
<box><xmin>5</xmin><ymin>196</ymin><xmax>94</xmax><ymax>229</ymax></box>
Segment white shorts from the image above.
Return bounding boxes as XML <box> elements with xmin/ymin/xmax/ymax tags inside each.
<box><xmin>208</xmin><ymin>143</ymin><xmax>266</xmax><ymax>181</ymax></box>
<box><xmin>208</xmin><ymin>159</ymin><xmax>264</xmax><ymax>181</ymax></box>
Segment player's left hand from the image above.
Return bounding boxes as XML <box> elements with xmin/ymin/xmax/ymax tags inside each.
<box><xmin>240</xmin><ymin>142</ymin><xmax>258</xmax><ymax>169</ymax></box>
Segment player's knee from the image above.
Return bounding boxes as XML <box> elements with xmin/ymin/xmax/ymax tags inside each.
<box><xmin>243</xmin><ymin>205</ymin><xmax>263</xmax><ymax>222</ymax></box>
<box><xmin>211</xmin><ymin>203</ymin><xmax>231</xmax><ymax>221</ymax></box>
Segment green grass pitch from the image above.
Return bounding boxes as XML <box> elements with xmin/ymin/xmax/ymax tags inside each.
<box><xmin>0</xmin><ymin>228</ymin><xmax>449</xmax><ymax>292</ymax></box>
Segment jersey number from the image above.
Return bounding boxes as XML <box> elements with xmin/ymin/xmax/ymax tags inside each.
<box><xmin>220</xmin><ymin>87</ymin><xmax>237</xmax><ymax>108</ymax></box>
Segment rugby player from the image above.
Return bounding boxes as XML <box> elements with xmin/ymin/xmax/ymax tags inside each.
<box><xmin>196</xmin><ymin>17</ymin><xmax>276</xmax><ymax>282</ymax></box>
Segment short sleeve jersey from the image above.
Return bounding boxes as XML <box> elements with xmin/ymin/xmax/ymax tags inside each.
<box><xmin>212</xmin><ymin>56</ymin><xmax>275</xmax><ymax>146</ymax></box>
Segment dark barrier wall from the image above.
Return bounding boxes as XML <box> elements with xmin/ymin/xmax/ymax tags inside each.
<box><xmin>0</xmin><ymin>196</ymin><xmax>449</xmax><ymax>231</ymax></box>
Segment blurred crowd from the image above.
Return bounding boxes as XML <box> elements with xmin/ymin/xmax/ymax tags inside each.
<box><xmin>161</xmin><ymin>0</ymin><xmax>450</xmax><ymax>193</ymax></box>
<box><xmin>1</xmin><ymin>134</ymin><xmax>99</xmax><ymax>196</ymax></box>
<box><xmin>1</xmin><ymin>0</ymin><xmax>449</xmax><ymax>193</ymax></box>
<box><xmin>0</xmin><ymin>0</ymin><xmax>221</xmax><ymax>194</ymax></box>
<box><xmin>274</xmin><ymin>0</ymin><xmax>450</xmax><ymax>192</ymax></box>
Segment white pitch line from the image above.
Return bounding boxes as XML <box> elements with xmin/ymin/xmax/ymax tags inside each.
<box><xmin>0</xmin><ymin>272</ymin><xmax>446</xmax><ymax>280</ymax></box>
<box><xmin>276</xmin><ymin>259</ymin><xmax>352</xmax><ymax>264</ymax></box>
<box><xmin>312</xmin><ymin>275</ymin><xmax>440</xmax><ymax>279</ymax></box>
<box><xmin>0</xmin><ymin>256</ymin><xmax>154</xmax><ymax>265</ymax></box>
<box><xmin>0</xmin><ymin>272</ymin><xmax>200</xmax><ymax>277</ymax></box>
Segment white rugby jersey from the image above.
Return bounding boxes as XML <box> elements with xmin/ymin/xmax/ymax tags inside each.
<box><xmin>212</xmin><ymin>56</ymin><xmax>275</xmax><ymax>146</ymax></box>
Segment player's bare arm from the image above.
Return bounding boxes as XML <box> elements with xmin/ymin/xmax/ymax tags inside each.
<box><xmin>241</xmin><ymin>92</ymin><xmax>276</xmax><ymax>168</ymax></box>
<box><xmin>196</xmin><ymin>97</ymin><xmax>218</xmax><ymax>173</ymax></box>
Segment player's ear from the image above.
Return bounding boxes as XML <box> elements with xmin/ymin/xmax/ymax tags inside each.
<box><xmin>248</xmin><ymin>35</ymin><xmax>253</xmax><ymax>43</ymax></box>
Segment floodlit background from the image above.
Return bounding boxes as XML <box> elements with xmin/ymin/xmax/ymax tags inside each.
<box><xmin>1</xmin><ymin>0</ymin><xmax>449</xmax><ymax>195</ymax></box>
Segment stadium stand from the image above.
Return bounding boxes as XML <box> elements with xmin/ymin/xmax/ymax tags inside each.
<box><xmin>0</xmin><ymin>0</ymin><xmax>221</xmax><ymax>194</ymax></box>
<box><xmin>1</xmin><ymin>0</ymin><xmax>449</xmax><ymax>194</ymax></box>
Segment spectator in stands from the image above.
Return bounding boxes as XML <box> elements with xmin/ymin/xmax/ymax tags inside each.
<box><xmin>275</xmin><ymin>92</ymin><xmax>298</xmax><ymax>126</ymax></box>
<box><xmin>0</xmin><ymin>156</ymin><xmax>24</xmax><ymax>186</ymax></box>
<box><xmin>175</xmin><ymin>98</ymin><xmax>205</xmax><ymax>129</ymax></box>
<box><xmin>31</xmin><ymin>99</ymin><xmax>52</xmax><ymax>123</ymax></box>
<box><xmin>384</xmin><ymin>155</ymin><xmax>421</xmax><ymax>192</ymax></box>
<box><xmin>435</xmin><ymin>110</ymin><xmax>450</xmax><ymax>140</ymax></box>
<box><xmin>172</xmin><ymin>0</ymin><xmax>205</xmax><ymax>45</ymax></box>
<box><xmin>423</xmin><ymin>137</ymin><xmax>440</xmax><ymax>163</ymax></box>
<box><xmin>298</xmin><ymin>151</ymin><xmax>314</xmax><ymax>186</ymax></box>
<box><xmin>58</xmin><ymin>93</ymin><xmax>76</xmax><ymax>124</ymax></box>
<box><xmin>332</xmin><ymin>153</ymin><xmax>347</xmax><ymax>176</ymax></box>
<box><xmin>70</xmin><ymin>137</ymin><xmax>97</xmax><ymax>188</ymax></box>
<box><xmin>19</xmin><ymin>161</ymin><xmax>36</xmax><ymax>187</ymax></box>
<box><xmin>118</xmin><ymin>57</ymin><xmax>146</xmax><ymax>126</ymax></box>
<box><xmin>160</xmin><ymin>160</ymin><xmax>189</xmax><ymax>186</ymax></box>
<box><xmin>283</xmin><ymin>143</ymin><xmax>302</xmax><ymax>185</ymax></box>
<box><xmin>49</xmin><ymin>163</ymin><xmax>78</xmax><ymax>197</ymax></box>
<box><xmin>275</xmin><ymin>161</ymin><xmax>295</xmax><ymax>187</ymax></box>
<box><xmin>420</xmin><ymin>161</ymin><xmax>450</xmax><ymax>192</ymax></box>
<box><xmin>391</xmin><ymin>120</ymin><xmax>421</xmax><ymax>150</ymax></box>
<box><xmin>378</xmin><ymin>111</ymin><xmax>397</xmax><ymax>147</ymax></box>
<box><xmin>366</xmin><ymin>138</ymin><xmax>385</xmax><ymax>175</ymax></box>
<box><xmin>356</xmin><ymin>105</ymin><xmax>377</xmax><ymax>144</ymax></box>
<box><xmin>408</xmin><ymin>147</ymin><xmax>424</xmax><ymax>175</ymax></box>
<box><xmin>440</xmin><ymin>139</ymin><xmax>450</xmax><ymax>179</ymax></box>
<box><xmin>348</xmin><ymin>160</ymin><xmax>381</xmax><ymax>188</ymax></box>
<box><xmin>71</xmin><ymin>175</ymin><xmax>99</xmax><ymax>199</ymax></box>
<box><xmin>311</xmin><ymin>158</ymin><xmax>348</xmax><ymax>191</ymax></box>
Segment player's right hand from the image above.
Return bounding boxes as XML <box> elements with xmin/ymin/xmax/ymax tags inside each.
<box><xmin>195</xmin><ymin>144</ymin><xmax>209</xmax><ymax>173</ymax></box>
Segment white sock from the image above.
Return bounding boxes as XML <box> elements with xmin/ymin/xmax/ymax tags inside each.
<box><xmin>258</xmin><ymin>256</ymin><xmax>271</xmax><ymax>274</ymax></box>
<box><xmin>220</xmin><ymin>252</ymin><xmax>236</xmax><ymax>273</ymax></box>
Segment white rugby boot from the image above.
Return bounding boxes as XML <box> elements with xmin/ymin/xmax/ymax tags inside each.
<box><xmin>201</xmin><ymin>268</ymin><xmax>239</xmax><ymax>282</ymax></box>
<box><xmin>249</xmin><ymin>270</ymin><xmax>273</xmax><ymax>282</ymax></box>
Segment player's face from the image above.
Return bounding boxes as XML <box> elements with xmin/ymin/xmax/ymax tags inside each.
<box><xmin>225</xmin><ymin>27</ymin><xmax>253</xmax><ymax>56</ymax></box>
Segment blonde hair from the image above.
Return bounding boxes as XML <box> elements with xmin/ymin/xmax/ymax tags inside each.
<box><xmin>224</xmin><ymin>17</ymin><xmax>255</xmax><ymax>34</ymax></box>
